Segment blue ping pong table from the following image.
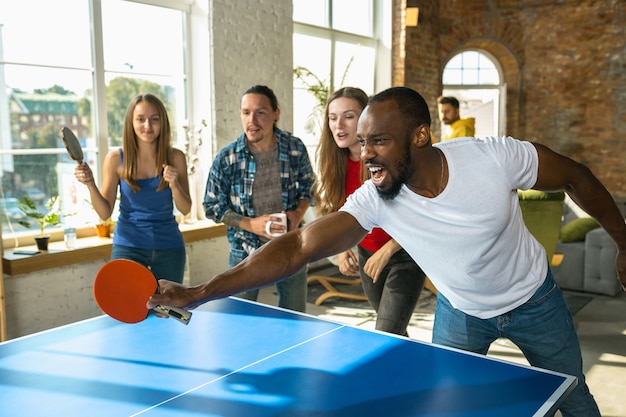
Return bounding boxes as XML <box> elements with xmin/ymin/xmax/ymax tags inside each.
<box><xmin>0</xmin><ymin>297</ymin><xmax>575</xmax><ymax>416</ymax></box>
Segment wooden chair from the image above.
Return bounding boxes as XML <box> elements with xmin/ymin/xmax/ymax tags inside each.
<box><xmin>307</xmin><ymin>254</ymin><xmax>368</xmax><ymax>305</ymax></box>
<box><xmin>307</xmin><ymin>274</ymin><xmax>368</xmax><ymax>306</ymax></box>
<box><xmin>302</xmin><ymin>208</ymin><xmax>369</xmax><ymax>306</ymax></box>
<box><xmin>308</xmin><ymin>265</ymin><xmax>438</xmax><ymax>304</ymax></box>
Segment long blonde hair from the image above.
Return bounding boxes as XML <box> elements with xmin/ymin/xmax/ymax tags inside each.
<box><xmin>314</xmin><ymin>87</ymin><xmax>369</xmax><ymax>216</ymax></box>
<box><xmin>121</xmin><ymin>93</ymin><xmax>173</xmax><ymax>192</ymax></box>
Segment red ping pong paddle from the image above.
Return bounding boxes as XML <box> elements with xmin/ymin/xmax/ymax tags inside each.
<box><xmin>94</xmin><ymin>259</ymin><xmax>192</xmax><ymax>325</ymax></box>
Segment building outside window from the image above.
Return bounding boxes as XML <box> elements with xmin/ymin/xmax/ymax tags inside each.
<box><xmin>0</xmin><ymin>0</ymin><xmax>197</xmax><ymax>244</ymax></box>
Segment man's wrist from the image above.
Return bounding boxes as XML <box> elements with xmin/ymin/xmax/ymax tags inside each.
<box><xmin>222</xmin><ymin>211</ymin><xmax>244</xmax><ymax>228</ymax></box>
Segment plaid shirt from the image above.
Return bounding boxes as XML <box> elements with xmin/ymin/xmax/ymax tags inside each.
<box><xmin>203</xmin><ymin>127</ymin><xmax>314</xmax><ymax>257</ymax></box>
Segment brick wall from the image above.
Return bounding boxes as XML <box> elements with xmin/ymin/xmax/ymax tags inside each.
<box><xmin>395</xmin><ymin>0</ymin><xmax>626</xmax><ymax>198</ymax></box>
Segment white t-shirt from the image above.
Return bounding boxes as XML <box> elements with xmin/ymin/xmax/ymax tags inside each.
<box><xmin>340</xmin><ymin>136</ymin><xmax>547</xmax><ymax>319</ymax></box>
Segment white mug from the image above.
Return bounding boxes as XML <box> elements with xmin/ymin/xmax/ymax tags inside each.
<box><xmin>265</xmin><ymin>213</ymin><xmax>287</xmax><ymax>237</ymax></box>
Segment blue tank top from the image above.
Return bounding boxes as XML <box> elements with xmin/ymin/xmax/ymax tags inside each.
<box><xmin>114</xmin><ymin>150</ymin><xmax>184</xmax><ymax>250</ymax></box>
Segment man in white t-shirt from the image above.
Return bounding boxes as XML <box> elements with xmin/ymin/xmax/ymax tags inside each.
<box><xmin>152</xmin><ymin>87</ymin><xmax>625</xmax><ymax>417</ymax></box>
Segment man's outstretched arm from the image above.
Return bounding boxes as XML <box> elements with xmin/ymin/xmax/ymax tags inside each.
<box><xmin>148</xmin><ymin>211</ymin><xmax>369</xmax><ymax>310</ymax></box>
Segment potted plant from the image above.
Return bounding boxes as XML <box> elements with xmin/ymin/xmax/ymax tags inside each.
<box><xmin>83</xmin><ymin>199</ymin><xmax>115</xmax><ymax>237</ymax></box>
<box><xmin>95</xmin><ymin>217</ymin><xmax>113</xmax><ymax>238</ymax></box>
<box><xmin>17</xmin><ymin>195</ymin><xmax>61</xmax><ymax>250</ymax></box>
<box><xmin>293</xmin><ymin>52</ymin><xmax>357</xmax><ymax>137</ymax></box>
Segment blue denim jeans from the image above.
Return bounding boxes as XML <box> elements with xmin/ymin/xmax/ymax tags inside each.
<box><xmin>229</xmin><ymin>252</ymin><xmax>307</xmax><ymax>313</ymax></box>
<box><xmin>111</xmin><ymin>244</ymin><xmax>186</xmax><ymax>284</ymax></box>
<box><xmin>358</xmin><ymin>246</ymin><xmax>425</xmax><ymax>335</ymax></box>
<box><xmin>432</xmin><ymin>270</ymin><xmax>600</xmax><ymax>417</ymax></box>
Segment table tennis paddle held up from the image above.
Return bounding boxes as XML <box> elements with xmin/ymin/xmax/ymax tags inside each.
<box><xmin>94</xmin><ymin>259</ymin><xmax>192</xmax><ymax>325</ymax></box>
<box><xmin>60</xmin><ymin>126</ymin><xmax>84</xmax><ymax>164</ymax></box>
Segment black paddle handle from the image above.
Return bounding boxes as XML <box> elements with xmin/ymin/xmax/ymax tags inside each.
<box><xmin>152</xmin><ymin>305</ymin><xmax>192</xmax><ymax>325</ymax></box>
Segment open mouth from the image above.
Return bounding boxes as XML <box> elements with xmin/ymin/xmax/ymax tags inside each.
<box><xmin>334</xmin><ymin>132</ymin><xmax>349</xmax><ymax>141</ymax></box>
<box><xmin>369</xmin><ymin>166</ymin><xmax>386</xmax><ymax>186</ymax></box>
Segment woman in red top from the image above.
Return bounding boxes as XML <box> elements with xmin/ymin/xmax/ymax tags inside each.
<box><xmin>314</xmin><ymin>87</ymin><xmax>426</xmax><ymax>335</ymax></box>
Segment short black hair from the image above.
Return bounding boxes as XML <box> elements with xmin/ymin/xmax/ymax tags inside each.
<box><xmin>369</xmin><ymin>87</ymin><xmax>432</xmax><ymax>131</ymax></box>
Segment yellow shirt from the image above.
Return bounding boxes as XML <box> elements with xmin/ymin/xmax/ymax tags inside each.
<box><xmin>444</xmin><ymin>117</ymin><xmax>475</xmax><ymax>141</ymax></box>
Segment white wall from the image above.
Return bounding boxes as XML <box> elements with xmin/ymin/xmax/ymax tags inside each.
<box><xmin>186</xmin><ymin>236</ymin><xmax>230</xmax><ymax>286</ymax></box>
<box><xmin>210</xmin><ymin>0</ymin><xmax>294</xmax><ymax>153</ymax></box>
<box><xmin>4</xmin><ymin>260</ymin><xmax>105</xmax><ymax>339</ymax></box>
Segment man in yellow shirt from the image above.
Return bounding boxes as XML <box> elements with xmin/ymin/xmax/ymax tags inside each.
<box><xmin>438</xmin><ymin>96</ymin><xmax>475</xmax><ymax>140</ymax></box>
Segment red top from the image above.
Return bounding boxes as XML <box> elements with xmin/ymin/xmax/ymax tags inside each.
<box><xmin>345</xmin><ymin>158</ymin><xmax>391</xmax><ymax>251</ymax></box>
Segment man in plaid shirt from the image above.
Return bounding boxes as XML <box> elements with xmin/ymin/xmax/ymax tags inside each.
<box><xmin>203</xmin><ymin>85</ymin><xmax>314</xmax><ymax>312</ymax></box>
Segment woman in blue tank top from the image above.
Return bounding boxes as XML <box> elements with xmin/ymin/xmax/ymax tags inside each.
<box><xmin>74</xmin><ymin>94</ymin><xmax>191</xmax><ymax>283</ymax></box>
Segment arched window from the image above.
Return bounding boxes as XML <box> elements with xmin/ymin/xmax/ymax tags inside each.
<box><xmin>443</xmin><ymin>51</ymin><xmax>500</xmax><ymax>85</ymax></box>
<box><xmin>441</xmin><ymin>50</ymin><xmax>505</xmax><ymax>138</ymax></box>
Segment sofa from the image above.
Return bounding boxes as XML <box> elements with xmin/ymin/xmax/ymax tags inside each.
<box><xmin>551</xmin><ymin>196</ymin><xmax>622</xmax><ymax>296</ymax></box>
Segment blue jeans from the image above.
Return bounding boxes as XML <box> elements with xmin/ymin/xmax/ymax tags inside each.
<box><xmin>111</xmin><ymin>244</ymin><xmax>186</xmax><ymax>284</ymax></box>
<box><xmin>358</xmin><ymin>246</ymin><xmax>425</xmax><ymax>335</ymax></box>
<box><xmin>432</xmin><ymin>270</ymin><xmax>600</xmax><ymax>417</ymax></box>
<box><xmin>229</xmin><ymin>252</ymin><xmax>307</xmax><ymax>313</ymax></box>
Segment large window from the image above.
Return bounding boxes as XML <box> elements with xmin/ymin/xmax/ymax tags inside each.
<box><xmin>0</xmin><ymin>0</ymin><xmax>196</xmax><ymax>242</ymax></box>
<box><xmin>442</xmin><ymin>50</ymin><xmax>506</xmax><ymax>138</ymax></box>
<box><xmin>292</xmin><ymin>0</ymin><xmax>390</xmax><ymax>159</ymax></box>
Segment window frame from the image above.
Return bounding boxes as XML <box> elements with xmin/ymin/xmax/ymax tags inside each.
<box><xmin>292</xmin><ymin>0</ymin><xmax>391</xmax><ymax>159</ymax></box>
<box><xmin>0</xmin><ymin>0</ymin><xmax>207</xmax><ymax>249</ymax></box>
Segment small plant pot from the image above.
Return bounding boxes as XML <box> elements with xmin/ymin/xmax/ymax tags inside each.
<box><xmin>95</xmin><ymin>224</ymin><xmax>111</xmax><ymax>238</ymax></box>
<box><xmin>34</xmin><ymin>236</ymin><xmax>50</xmax><ymax>251</ymax></box>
